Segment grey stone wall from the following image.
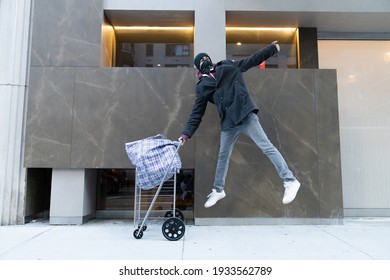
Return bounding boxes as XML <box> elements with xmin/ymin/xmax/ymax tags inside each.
<box><xmin>25</xmin><ymin>0</ymin><xmax>342</xmax><ymax>221</ymax></box>
<box><xmin>30</xmin><ymin>0</ymin><xmax>102</xmax><ymax>67</ymax></box>
<box><xmin>25</xmin><ymin>67</ymin><xmax>342</xmax><ymax>220</ymax></box>
<box><xmin>25</xmin><ymin>67</ymin><xmax>195</xmax><ymax>168</ymax></box>
<box><xmin>194</xmin><ymin>69</ymin><xmax>342</xmax><ymax>220</ymax></box>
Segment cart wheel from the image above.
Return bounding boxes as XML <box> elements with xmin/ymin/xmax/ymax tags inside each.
<box><xmin>133</xmin><ymin>229</ymin><xmax>143</xmax><ymax>239</ymax></box>
<box><xmin>164</xmin><ymin>209</ymin><xmax>185</xmax><ymax>221</ymax></box>
<box><xmin>138</xmin><ymin>224</ymin><xmax>147</xmax><ymax>231</ymax></box>
<box><xmin>162</xmin><ymin>217</ymin><xmax>185</xmax><ymax>241</ymax></box>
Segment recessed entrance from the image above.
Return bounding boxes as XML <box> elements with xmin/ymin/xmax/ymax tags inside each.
<box><xmin>96</xmin><ymin>168</ymin><xmax>194</xmax><ymax>221</ymax></box>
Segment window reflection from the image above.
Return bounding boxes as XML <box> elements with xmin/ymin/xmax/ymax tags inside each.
<box><xmin>226</xmin><ymin>28</ymin><xmax>298</xmax><ymax>68</ymax></box>
<box><xmin>112</xmin><ymin>26</ymin><xmax>297</xmax><ymax>68</ymax></box>
<box><xmin>116</xmin><ymin>43</ymin><xmax>193</xmax><ymax>67</ymax></box>
<box><xmin>227</xmin><ymin>43</ymin><xmax>297</xmax><ymax>68</ymax></box>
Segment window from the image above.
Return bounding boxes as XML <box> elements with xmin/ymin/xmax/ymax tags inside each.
<box><xmin>166</xmin><ymin>44</ymin><xmax>190</xmax><ymax>57</ymax></box>
<box><xmin>97</xmin><ymin>169</ymin><xmax>194</xmax><ymax>217</ymax></box>
<box><xmin>116</xmin><ymin>43</ymin><xmax>193</xmax><ymax>67</ymax></box>
<box><xmin>165</xmin><ymin>64</ymin><xmax>190</xmax><ymax>68</ymax></box>
<box><xmin>112</xmin><ymin>26</ymin><xmax>194</xmax><ymax>67</ymax></box>
<box><xmin>318</xmin><ymin>40</ymin><xmax>390</xmax><ymax>213</ymax></box>
<box><xmin>226</xmin><ymin>28</ymin><xmax>298</xmax><ymax>68</ymax></box>
<box><xmin>146</xmin><ymin>44</ymin><xmax>153</xmax><ymax>56</ymax></box>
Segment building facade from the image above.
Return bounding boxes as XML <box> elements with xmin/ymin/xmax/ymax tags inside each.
<box><xmin>1</xmin><ymin>0</ymin><xmax>390</xmax><ymax>225</ymax></box>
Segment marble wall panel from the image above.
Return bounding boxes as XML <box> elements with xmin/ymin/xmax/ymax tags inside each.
<box><xmin>25</xmin><ymin>67</ymin><xmax>75</xmax><ymax>167</ymax></box>
<box><xmin>25</xmin><ymin>67</ymin><xmax>342</xmax><ymax>219</ymax></box>
<box><xmin>71</xmin><ymin>67</ymin><xmax>196</xmax><ymax>168</ymax></box>
<box><xmin>315</xmin><ymin>70</ymin><xmax>344</xmax><ymax>218</ymax></box>
<box><xmin>194</xmin><ymin>69</ymin><xmax>322</xmax><ymax>218</ymax></box>
<box><xmin>30</xmin><ymin>0</ymin><xmax>102</xmax><ymax>67</ymax></box>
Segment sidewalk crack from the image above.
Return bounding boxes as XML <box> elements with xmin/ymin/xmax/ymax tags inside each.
<box><xmin>0</xmin><ymin>227</ymin><xmax>53</xmax><ymax>258</ymax></box>
<box><xmin>315</xmin><ymin>225</ymin><xmax>376</xmax><ymax>259</ymax></box>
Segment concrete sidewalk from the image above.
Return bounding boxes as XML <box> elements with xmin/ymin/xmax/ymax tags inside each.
<box><xmin>0</xmin><ymin>218</ymin><xmax>389</xmax><ymax>260</ymax></box>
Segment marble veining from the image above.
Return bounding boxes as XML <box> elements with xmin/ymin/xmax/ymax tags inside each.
<box><xmin>30</xmin><ymin>0</ymin><xmax>102</xmax><ymax>67</ymax></box>
<box><xmin>25</xmin><ymin>67</ymin><xmax>342</xmax><ymax>219</ymax></box>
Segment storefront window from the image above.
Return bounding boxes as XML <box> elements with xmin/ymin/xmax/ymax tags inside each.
<box><xmin>113</xmin><ymin>26</ymin><xmax>194</xmax><ymax>67</ymax></box>
<box><xmin>318</xmin><ymin>40</ymin><xmax>390</xmax><ymax>213</ymax></box>
<box><xmin>97</xmin><ymin>169</ymin><xmax>194</xmax><ymax>215</ymax></box>
<box><xmin>226</xmin><ymin>27</ymin><xmax>298</xmax><ymax>68</ymax></box>
<box><xmin>116</xmin><ymin>43</ymin><xmax>194</xmax><ymax>67</ymax></box>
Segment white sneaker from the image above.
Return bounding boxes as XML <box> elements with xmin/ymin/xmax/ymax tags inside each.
<box><xmin>282</xmin><ymin>180</ymin><xmax>301</xmax><ymax>204</ymax></box>
<box><xmin>204</xmin><ymin>189</ymin><xmax>226</xmax><ymax>208</ymax></box>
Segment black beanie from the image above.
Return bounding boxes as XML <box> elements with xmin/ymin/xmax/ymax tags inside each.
<box><xmin>194</xmin><ymin>52</ymin><xmax>209</xmax><ymax>70</ymax></box>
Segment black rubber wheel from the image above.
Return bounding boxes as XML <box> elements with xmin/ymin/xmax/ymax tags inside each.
<box><xmin>162</xmin><ymin>217</ymin><xmax>186</xmax><ymax>241</ymax></box>
<box><xmin>138</xmin><ymin>224</ymin><xmax>147</xmax><ymax>231</ymax></box>
<box><xmin>133</xmin><ymin>229</ymin><xmax>143</xmax><ymax>239</ymax></box>
<box><xmin>164</xmin><ymin>209</ymin><xmax>185</xmax><ymax>221</ymax></box>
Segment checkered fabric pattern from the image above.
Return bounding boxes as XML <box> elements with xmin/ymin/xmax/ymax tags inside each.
<box><xmin>125</xmin><ymin>134</ymin><xmax>181</xmax><ymax>190</ymax></box>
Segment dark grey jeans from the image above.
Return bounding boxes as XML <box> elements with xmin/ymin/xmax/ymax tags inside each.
<box><xmin>214</xmin><ymin>113</ymin><xmax>296</xmax><ymax>192</ymax></box>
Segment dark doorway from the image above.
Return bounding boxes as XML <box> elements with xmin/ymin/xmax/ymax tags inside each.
<box><xmin>25</xmin><ymin>168</ymin><xmax>52</xmax><ymax>222</ymax></box>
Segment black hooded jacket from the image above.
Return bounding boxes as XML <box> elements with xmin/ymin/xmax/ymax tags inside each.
<box><xmin>182</xmin><ymin>43</ymin><xmax>278</xmax><ymax>137</ymax></box>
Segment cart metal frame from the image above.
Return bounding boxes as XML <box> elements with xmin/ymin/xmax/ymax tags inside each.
<box><xmin>133</xmin><ymin>144</ymin><xmax>185</xmax><ymax>241</ymax></box>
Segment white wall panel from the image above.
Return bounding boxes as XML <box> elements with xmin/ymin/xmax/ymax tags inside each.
<box><xmin>319</xmin><ymin>40</ymin><xmax>390</xmax><ymax>215</ymax></box>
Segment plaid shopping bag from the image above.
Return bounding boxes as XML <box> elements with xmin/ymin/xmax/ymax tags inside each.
<box><xmin>125</xmin><ymin>134</ymin><xmax>181</xmax><ymax>190</ymax></box>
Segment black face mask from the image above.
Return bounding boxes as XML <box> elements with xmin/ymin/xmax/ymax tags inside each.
<box><xmin>200</xmin><ymin>57</ymin><xmax>213</xmax><ymax>74</ymax></box>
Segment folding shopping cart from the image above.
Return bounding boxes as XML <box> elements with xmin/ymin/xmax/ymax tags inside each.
<box><xmin>125</xmin><ymin>135</ymin><xmax>185</xmax><ymax>241</ymax></box>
